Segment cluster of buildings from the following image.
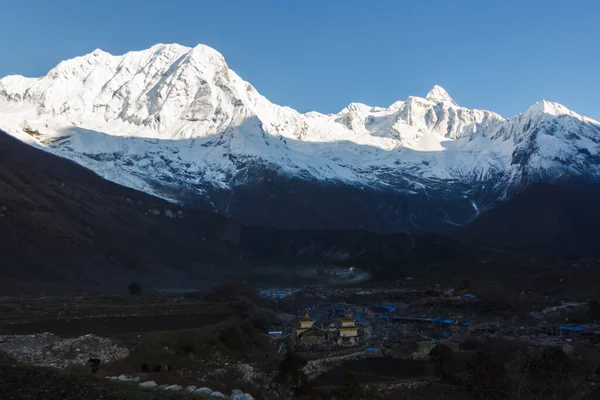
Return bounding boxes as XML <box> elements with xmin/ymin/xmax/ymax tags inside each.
<box><xmin>258</xmin><ymin>288</ymin><xmax>298</xmax><ymax>299</ymax></box>
<box><xmin>295</xmin><ymin>312</ymin><xmax>360</xmax><ymax>346</ymax></box>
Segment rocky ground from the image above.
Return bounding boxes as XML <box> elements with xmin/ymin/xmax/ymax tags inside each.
<box><xmin>0</xmin><ymin>333</ymin><xmax>129</xmax><ymax>368</ymax></box>
<box><xmin>0</xmin><ymin>361</ymin><xmax>210</xmax><ymax>400</ymax></box>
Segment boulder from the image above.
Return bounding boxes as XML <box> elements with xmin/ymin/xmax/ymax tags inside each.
<box><xmin>562</xmin><ymin>344</ymin><xmax>575</xmax><ymax>355</ymax></box>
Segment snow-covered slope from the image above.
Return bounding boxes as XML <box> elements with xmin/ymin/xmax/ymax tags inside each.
<box><xmin>1</xmin><ymin>43</ymin><xmax>599</xmax><ymax>231</ymax></box>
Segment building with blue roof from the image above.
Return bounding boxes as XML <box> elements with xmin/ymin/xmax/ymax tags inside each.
<box><xmin>559</xmin><ymin>326</ymin><xmax>585</xmax><ymax>332</ymax></box>
<box><xmin>375</xmin><ymin>304</ymin><xmax>396</xmax><ymax>312</ymax></box>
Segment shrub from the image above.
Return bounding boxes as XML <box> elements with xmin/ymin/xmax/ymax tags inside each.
<box><xmin>127</xmin><ymin>282</ymin><xmax>142</xmax><ymax>296</ymax></box>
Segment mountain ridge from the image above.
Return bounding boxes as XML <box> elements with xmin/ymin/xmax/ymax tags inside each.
<box><xmin>1</xmin><ymin>43</ymin><xmax>599</xmax><ymax>232</ymax></box>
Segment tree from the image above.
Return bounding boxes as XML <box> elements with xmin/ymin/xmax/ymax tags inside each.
<box><xmin>430</xmin><ymin>344</ymin><xmax>454</xmax><ymax>380</ymax></box>
<box><xmin>466</xmin><ymin>350</ymin><xmax>509</xmax><ymax>400</ymax></box>
<box><xmin>462</xmin><ymin>279</ymin><xmax>472</xmax><ymax>292</ymax></box>
<box><xmin>588</xmin><ymin>299</ymin><xmax>600</xmax><ymax>322</ymax></box>
<box><xmin>128</xmin><ymin>282</ymin><xmax>142</xmax><ymax>296</ymax></box>
<box><xmin>278</xmin><ymin>350</ymin><xmax>308</xmax><ymax>390</ymax></box>
<box><xmin>343</xmin><ymin>371</ymin><xmax>361</xmax><ymax>399</ymax></box>
<box><xmin>521</xmin><ymin>347</ymin><xmax>576</xmax><ymax>399</ymax></box>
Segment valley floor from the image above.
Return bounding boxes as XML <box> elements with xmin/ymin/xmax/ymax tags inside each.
<box><xmin>2</xmin><ymin>259</ymin><xmax>600</xmax><ymax>399</ymax></box>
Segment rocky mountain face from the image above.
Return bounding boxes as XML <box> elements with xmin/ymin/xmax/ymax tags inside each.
<box><xmin>1</xmin><ymin>44</ymin><xmax>599</xmax><ymax>232</ymax></box>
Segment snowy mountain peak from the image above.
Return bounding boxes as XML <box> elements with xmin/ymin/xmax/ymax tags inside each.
<box><xmin>1</xmin><ymin>42</ymin><xmax>599</xmax><ymax>222</ymax></box>
<box><xmin>90</xmin><ymin>48</ymin><xmax>109</xmax><ymax>57</ymax></box>
<box><xmin>425</xmin><ymin>85</ymin><xmax>457</xmax><ymax>105</ymax></box>
<box><xmin>522</xmin><ymin>100</ymin><xmax>600</xmax><ymax>126</ymax></box>
<box><xmin>189</xmin><ymin>43</ymin><xmax>226</xmax><ymax>61</ymax></box>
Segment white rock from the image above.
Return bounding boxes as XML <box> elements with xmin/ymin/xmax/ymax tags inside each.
<box><xmin>211</xmin><ymin>392</ymin><xmax>227</xmax><ymax>399</ymax></box>
<box><xmin>140</xmin><ymin>381</ymin><xmax>158</xmax><ymax>388</ymax></box>
<box><xmin>232</xmin><ymin>393</ymin><xmax>254</xmax><ymax>400</ymax></box>
<box><xmin>186</xmin><ymin>385</ymin><xmax>197</xmax><ymax>392</ymax></box>
<box><xmin>195</xmin><ymin>387</ymin><xmax>213</xmax><ymax>394</ymax></box>
<box><xmin>164</xmin><ymin>384</ymin><xmax>184</xmax><ymax>391</ymax></box>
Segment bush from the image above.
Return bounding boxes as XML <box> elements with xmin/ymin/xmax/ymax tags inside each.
<box><xmin>219</xmin><ymin>325</ymin><xmax>246</xmax><ymax>351</ymax></box>
<box><xmin>216</xmin><ymin>318</ymin><xmax>266</xmax><ymax>353</ymax></box>
<box><xmin>128</xmin><ymin>282</ymin><xmax>142</xmax><ymax>296</ymax></box>
<box><xmin>429</xmin><ymin>344</ymin><xmax>454</xmax><ymax>379</ymax></box>
<box><xmin>250</xmin><ymin>307</ymin><xmax>278</xmax><ymax>331</ymax></box>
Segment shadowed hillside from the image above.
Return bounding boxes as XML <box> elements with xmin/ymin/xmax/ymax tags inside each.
<box><xmin>460</xmin><ymin>182</ymin><xmax>600</xmax><ymax>258</ymax></box>
<box><xmin>0</xmin><ymin>130</ymin><xmax>243</xmax><ymax>293</ymax></box>
<box><xmin>3</xmin><ymin>126</ymin><xmax>599</xmax><ymax>294</ymax></box>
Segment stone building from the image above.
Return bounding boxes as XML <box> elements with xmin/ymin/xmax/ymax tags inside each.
<box><xmin>296</xmin><ymin>313</ymin><xmax>315</xmax><ymax>336</ymax></box>
<box><xmin>338</xmin><ymin>314</ymin><xmax>359</xmax><ymax>345</ymax></box>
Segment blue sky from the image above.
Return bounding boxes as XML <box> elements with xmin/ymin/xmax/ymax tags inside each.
<box><xmin>1</xmin><ymin>0</ymin><xmax>599</xmax><ymax>119</ymax></box>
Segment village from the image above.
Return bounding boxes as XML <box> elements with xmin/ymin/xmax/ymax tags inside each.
<box><xmin>2</xmin><ymin>276</ymin><xmax>600</xmax><ymax>399</ymax></box>
<box><xmin>259</xmin><ymin>279</ymin><xmax>600</xmax><ymax>392</ymax></box>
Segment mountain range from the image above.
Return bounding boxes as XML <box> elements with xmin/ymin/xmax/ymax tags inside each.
<box><xmin>1</xmin><ymin>43</ymin><xmax>599</xmax><ymax>233</ymax></box>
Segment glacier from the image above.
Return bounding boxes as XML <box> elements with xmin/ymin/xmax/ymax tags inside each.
<box><xmin>1</xmin><ymin>43</ymin><xmax>599</xmax><ymax>231</ymax></box>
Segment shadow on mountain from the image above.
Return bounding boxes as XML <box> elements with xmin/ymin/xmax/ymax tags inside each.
<box><xmin>0</xmin><ymin>127</ymin><xmax>494</xmax><ymax>292</ymax></box>
<box><xmin>458</xmin><ymin>182</ymin><xmax>600</xmax><ymax>258</ymax></box>
<box><xmin>3</xmin><ymin>125</ymin><xmax>600</xmax><ymax>294</ymax></box>
<box><xmin>239</xmin><ymin>225</ymin><xmax>485</xmax><ymax>282</ymax></box>
<box><xmin>42</xmin><ymin>109</ymin><xmax>600</xmax><ymax>235</ymax></box>
<box><xmin>49</xmin><ymin>119</ymin><xmax>487</xmax><ymax>234</ymax></box>
<box><xmin>0</xmin><ymin>130</ymin><xmax>243</xmax><ymax>294</ymax></box>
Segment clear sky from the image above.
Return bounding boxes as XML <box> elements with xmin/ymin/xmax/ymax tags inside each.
<box><xmin>1</xmin><ymin>0</ymin><xmax>599</xmax><ymax>120</ymax></box>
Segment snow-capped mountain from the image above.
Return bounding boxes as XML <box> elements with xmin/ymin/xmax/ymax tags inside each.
<box><xmin>1</xmin><ymin>43</ymin><xmax>599</xmax><ymax>232</ymax></box>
